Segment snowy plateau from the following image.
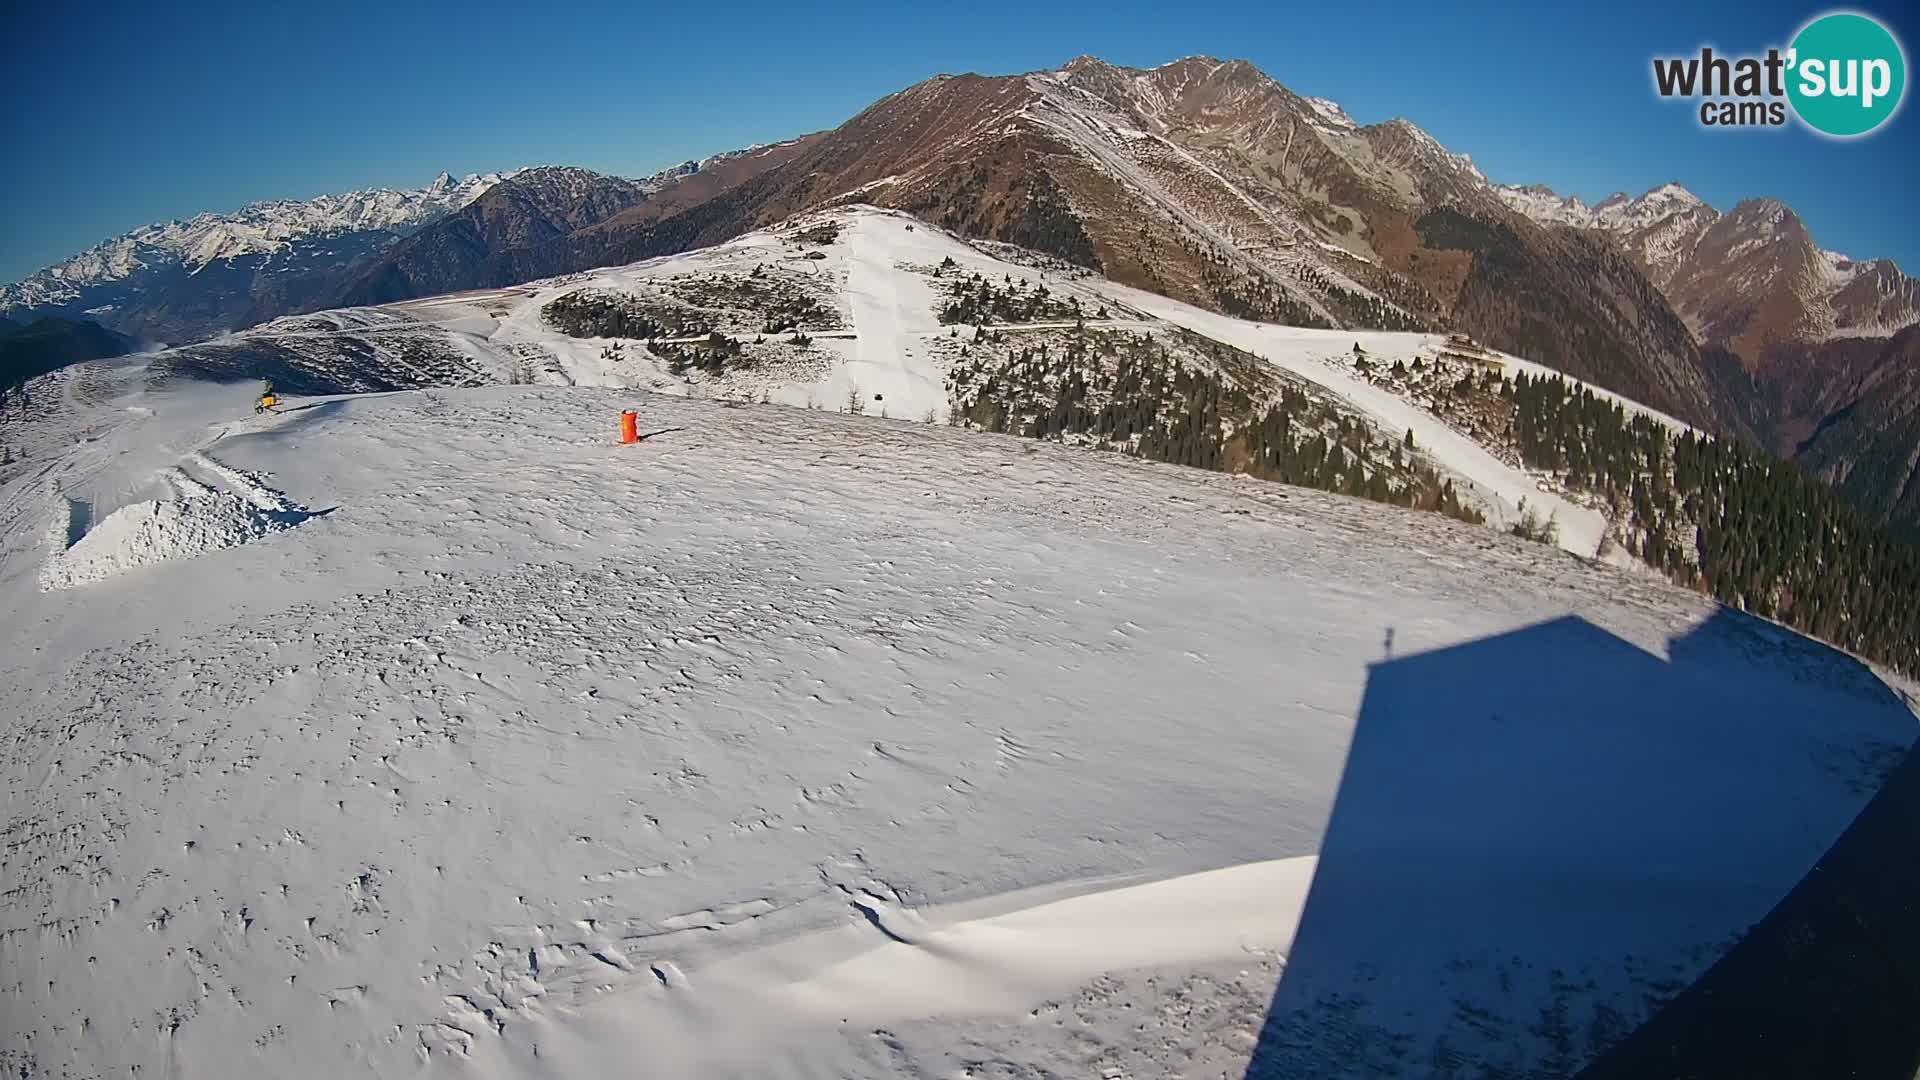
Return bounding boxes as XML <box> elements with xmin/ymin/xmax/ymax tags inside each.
<box><xmin>2</xmin><ymin>207</ymin><xmax>1917</xmax><ymax>1079</ymax></box>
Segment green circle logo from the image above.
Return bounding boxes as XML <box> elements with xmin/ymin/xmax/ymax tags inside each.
<box><xmin>1787</xmin><ymin>12</ymin><xmax>1906</xmax><ymax>136</ymax></box>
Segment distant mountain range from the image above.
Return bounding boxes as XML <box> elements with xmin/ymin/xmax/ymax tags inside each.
<box><xmin>5</xmin><ymin>54</ymin><xmax>1917</xmax><ymax>534</ymax></box>
<box><xmin>329</xmin><ymin>145</ymin><xmax>812</xmax><ymax>307</ymax></box>
<box><xmin>0</xmin><ymin>172</ymin><xmax>509</xmax><ymax>342</ymax></box>
<box><xmin>0</xmin><ymin>153</ymin><xmax>783</xmax><ymax>345</ymax></box>
<box><xmin>1495</xmin><ymin>181</ymin><xmax>1919</xmax><ymax>357</ymax></box>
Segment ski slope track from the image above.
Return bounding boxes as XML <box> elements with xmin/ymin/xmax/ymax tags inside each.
<box><xmin>273</xmin><ymin>206</ymin><xmax>1685</xmax><ymax>560</ymax></box>
<box><xmin>839</xmin><ymin>220</ymin><xmax>947</xmax><ymax>420</ymax></box>
<box><xmin>2</xmin><ymin>367</ymin><xmax>1916</xmax><ymax>1079</ymax></box>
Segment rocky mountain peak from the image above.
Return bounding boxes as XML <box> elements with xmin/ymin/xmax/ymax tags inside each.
<box><xmin>1726</xmin><ymin>197</ymin><xmax>1796</xmax><ymax>229</ymax></box>
<box><xmin>1060</xmin><ymin>54</ymin><xmax>1114</xmax><ymax>76</ymax></box>
<box><xmin>1644</xmin><ymin>181</ymin><xmax>1702</xmax><ymax>205</ymax></box>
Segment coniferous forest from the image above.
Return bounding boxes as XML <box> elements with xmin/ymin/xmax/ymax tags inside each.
<box><xmin>1507</xmin><ymin>371</ymin><xmax>1920</xmax><ymax>677</ymax></box>
<box><xmin>947</xmin><ymin>327</ymin><xmax>1483</xmax><ymax>527</ymax></box>
<box><xmin>946</xmin><ymin>326</ymin><xmax>1920</xmax><ymax>679</ymax></box>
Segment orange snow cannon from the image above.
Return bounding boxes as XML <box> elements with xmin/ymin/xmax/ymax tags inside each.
<box><xmin>619</xmin><ymin>410</ymin><xmax>639</xmax><ymax>444</ymax></box>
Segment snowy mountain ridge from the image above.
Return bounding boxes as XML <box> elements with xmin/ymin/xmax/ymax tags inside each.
<box><xmin>1494</xmin><ymin>179</ymin><xmax>1917</xmax><ymax>343</ymax></box>
<box><xmin>0</xmin><ymin>171</ymin><xmax>515</xmax><ymax>310</ymax></box>
<box><xmin>1495</xmin><ymin>181</ymin><xmax>1706</xmax><ymax>235</ymax></box>
<box><xmin>0</xmin><ymin>150</ymin><xmax>779</xmax><ymax>339</ymax></box>
<box><xmin>1002</xmin><ymin>56</ymin><xmax>1490</xmax><ymax>319</ymax></box>
<box><xmin>884</xmin><ymin>56</ymin><xmax>1719</xmax><ymax>427</ymax></box>
<box><xmin>1495</xmin><ymin>177</ymin><xmax>1920</xmax><ymax>534</ymax></box>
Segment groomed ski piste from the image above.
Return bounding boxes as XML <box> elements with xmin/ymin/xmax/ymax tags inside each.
<box><xmin>2</xmin><ymin>210</ymin><xmax>1916</xmax><ymax>1078</ymax></box>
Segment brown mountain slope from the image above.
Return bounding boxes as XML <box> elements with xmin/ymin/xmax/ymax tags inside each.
<box><xmin>337</xmin><ymin>147</ymin><xmax>815</xmax><ymax>307</ymax></box>
<box><xmin>1498</xmin><ymin>183</ymin><xmax>1920</xmax><ymax>352</ymax></box>
<box><xmin>1791</xmin><ymin>326</ymin><xmax>1920</xmax><ymax>539</ymax></box>
<box><xmin>1662</xmin><ymin>199</ymin><xmax>1836</xmax><ymax>358</ymax></box>
<box><xmin>1500</xmin><ymin>180</ymin><xmax>1920</xmax><ymax>531</ymax></box>
<box><xmin>434</xmin><ymin>56</ymin><xmax>1725</xmax><ymax>431</ymax></box>
<box><xmin>1414</xmin><ymin>210</ymin><xmax>1725</xmax><ymax>428</ymax></box>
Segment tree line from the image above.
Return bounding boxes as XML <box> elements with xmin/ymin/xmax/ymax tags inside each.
<box><xmin>1509</xmin><ymin>370</ymin><xmax>1920</xmax><ymax>677</ymax></box>
<box><xmin>948</xmin><ymin>327</ymin><xmax>1482</xmax><ymax>526</ymax></box>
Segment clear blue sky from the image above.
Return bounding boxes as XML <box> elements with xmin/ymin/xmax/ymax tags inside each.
<box><xmin>3</xmin><ymin>0</ymin><xmax>1913</xmax><ymax>284</ymax></box>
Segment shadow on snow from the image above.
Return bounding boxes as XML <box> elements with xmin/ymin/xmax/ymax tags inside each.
<box><xmin>1244</xmin><ymin>606</ymin><xmax>1918</xmax><ymax>1079</ymax></box>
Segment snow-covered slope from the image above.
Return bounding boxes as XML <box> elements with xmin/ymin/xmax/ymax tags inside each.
<box><xmin>122</xmin><ymin>206</ymin><xmax>1695</xmax><ymax>562</ymax></box>
<box><xmin>2</xmin><ymin>350</ymin><xmax>1914</xmax><ymax>1078</ymax></box>
<box><xmin>447</xmin><ymin>207</ymin><xmax>1699</xmax><ymax>555</ymax></box>
<box><xmin>497</xmin><ymin>54</ymin><xmax>1711</xmax><ymax>429</ymax></box>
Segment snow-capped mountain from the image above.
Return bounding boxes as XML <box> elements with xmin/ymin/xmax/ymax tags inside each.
<box><xmin>0</xmin><ymin>172</ymin><xmax>510</xmax><ymax>327</ymax></box>
<box><xmin>0</xmin><ymin>152</ymin><xmax>795</xmax><ymax>346</ymax></box>
<box><xmin>1493</xmin><ymin>183</ymin><xmax>1596</xmax><ymax>228</ymax></box>
<box><xmin>1591</xmin><ymin>182</ymin><xmax>1708</xmax><ymax>233</ymax></box>
<box><xmin>0</xmin><ymin>57</ymin><xmax>1739</xmax><ymax>435</ymax></box>
<box><xmin>11</xmin><ymin>54</ymin><xmax>1911</xmax><ymax>533</ymax></box>
<box><xmin>329</xmin><ymin>149</ymin><xmax>812</xmax><ymax>307</ymax></box>
<box><xmin>1497</xmin><ymin>181</ymin><xmax>1708</xmax><ymax>237</ymax></box>
<box><xmin>12</xmin><ymin>170</ymin><xmax>506</xmax><ymax>300</ymax></box>
<box><xmin>1495</xmin><ymin>180</ymin><xmax>1920</xmax><ymax>346</ymax></box>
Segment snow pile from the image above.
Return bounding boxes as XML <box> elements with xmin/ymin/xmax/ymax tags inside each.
<box><xmin>40</xmin><ymin>483</ymin><xmax>292</xmax><ymax>590</ymax></box>
<box><xmin>38</xmin><ymin>456</ymin><xmax>316</xmax><ymax>590</ymax></box>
